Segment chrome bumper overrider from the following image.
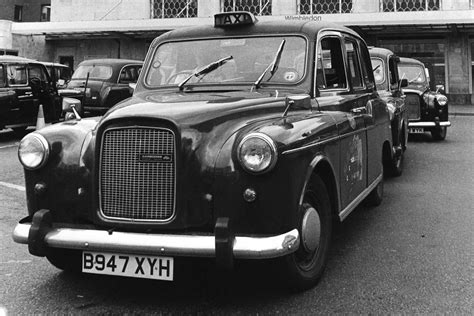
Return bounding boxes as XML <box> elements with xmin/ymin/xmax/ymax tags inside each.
<box><xmin>12</xmin><ymin>223</ymin><xmax>300</xmax><ymax>259</ymax></box>
<box><xmin>408</xmin><ymin>121</ymin><xmax>451</xmax><ymax>128</ymax></box>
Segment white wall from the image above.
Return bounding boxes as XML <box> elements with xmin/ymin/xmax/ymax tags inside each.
<box><xmin>0</xmin><ymin>20</ymin><xmax>12</xmax><ymax>49</ymax></box>
<box><xmin>51</xmin><ymin>0</ymin><xmax>150</xmax><ymax>22</ymax></box>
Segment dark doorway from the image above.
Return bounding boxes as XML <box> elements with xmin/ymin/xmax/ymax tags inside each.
<box><xmin>59</xmin><ymin>56</ymin><xmax>74</xmax><ymax>71</ymax></box>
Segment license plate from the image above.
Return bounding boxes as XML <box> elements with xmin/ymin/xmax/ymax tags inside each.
<box><xmin>82</xmin><ymin>251</ymin><xmax>173</xmax><ymax>281</ymax></box>
<box><xmin>409</xmin><ymin>127</ymin><xmax>424</xmax><ymax>134</ymax></box>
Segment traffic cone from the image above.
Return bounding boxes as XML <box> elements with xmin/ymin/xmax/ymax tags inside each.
<box><xmin>35</xmin><ymin>104</ymin><xmax>45</xmax><ymax>130</ymax></box>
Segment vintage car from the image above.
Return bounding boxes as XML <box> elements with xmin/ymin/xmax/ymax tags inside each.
<box><xmin>0</xmin><ymin>56</ymin><xmax>62</xmax><ymax>133</ymax></box>
<box><xmin>398</xmin><ymin>57</ymin><xmax>450</xmax><ymax>140</ymax></box>
<box><xmin>42</xmin><ymin>62</ymin><xmax>72</xmax><ymax>88</ymax></box>
<box><xmin>13</xmin><ymin>12</ymin><xmax>393</xmax><ymax>291</ymax></box>
<box><xmin>369</xmin><ymin>47</ymin><xmax>408</xmax><ymax>176</ymax></box>
<box><xmin>66</xmin><ymin>58</ymin><xmax>143</xmax><ymax>115</ymax></box>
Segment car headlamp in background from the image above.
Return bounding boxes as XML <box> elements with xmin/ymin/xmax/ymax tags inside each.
<box><xmin>18</xmin><ymin>133</ymin><xmax>50</xmax><ymax>170</ymax></box>
<box><xmin>436</xmin><ymin>95</ymin><xmax>448</xmax><ymax>106</ymax></box>
<box><xmin>237</xmin><ymin>133</ymin><xmax>277</xmax><ymax>173</ymax></box>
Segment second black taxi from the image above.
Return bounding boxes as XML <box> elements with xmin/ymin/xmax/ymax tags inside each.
<box><xmin>13</xmin><ymin>12</ymin><xmax>394</xmax><ymax>291</ymax></box>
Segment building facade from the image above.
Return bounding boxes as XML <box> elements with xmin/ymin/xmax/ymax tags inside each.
<box><xmin>2</xmin><ymin>0</ymin><xmax>474</xmax><ymax>104</ymax></box>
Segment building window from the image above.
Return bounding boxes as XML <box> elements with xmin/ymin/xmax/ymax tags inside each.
<box><xmin>221</xmin><ymin>0</ymin><xmax>272</xmax><ymax>16</ymax></box>
<box><xmin>41</xmin><ymin>5</ymin><xmax>51</xmax><ymax>22</ymax></box>
<box><xmin>151</xmin><ymin>0</ymin><xmax>197</xmax><ymax>19</ymax></box>
<box><xmin>298</xmin><ymin>0</ymin><xmax>352</xmax><ymax>14</ymax></box>
<box><xmin>381</xmin><ymin>0</ymin><xmax>441</xmax><ymax>12</ymax></box>
<box><xmin>14</xmin><ymin>5</ymin><xmax>23</xmax><ymax>22</ymax></box>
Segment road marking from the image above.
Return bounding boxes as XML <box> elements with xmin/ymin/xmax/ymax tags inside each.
<box><xmin>0</xmin><ymin>143</ymin><xmax>18</xmax><ymax>149</ymax></box>
<box><xmin>0</xmin><ymin>181</ymin><xmax>25</xmax><ymax>191</ymax></box>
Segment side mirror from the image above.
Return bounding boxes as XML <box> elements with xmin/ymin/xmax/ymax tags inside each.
<box><xmin>400</xmin><ymin>78</ymin><xmax>408</xmax><ymax>88</ymax></box>
<box><xmin>436</xmin><ymin>84</ymin><xmax>445</xmax><ymax>93</ymax></box>
<box><xmin>283</xmin><ymin>94</ymin><xmax>311</xmax><ymax>117</ymax></box>
<box><xmin>62</xmin><ymin>97</ymin><xmax>82</xmax><ymax>120</ymax></box>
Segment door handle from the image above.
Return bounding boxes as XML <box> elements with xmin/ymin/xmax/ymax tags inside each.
<box><xmin>351</xmin><ymin>106</ymin><xmax>366</xmax><ymax>114</ymax></box>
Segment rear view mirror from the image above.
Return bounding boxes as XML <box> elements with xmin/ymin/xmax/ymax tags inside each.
<box><xmin>283</xmin><ymin>94</ymin><xmax>311</xmax><ymax>117</ymax></box>
<box><xmin>57</xmin><ymin>79</ymin><xmax>66</xmax><ymax>88</ymax></box>
<box><xmin>62</xmin><ymin>97</ymin><xmax>82</xmax><ymax>120</ymax></box>
<box><xmin>436</xmin><ymin>84</ymin><xmax>445</xmax><ymax>93</ymax></box>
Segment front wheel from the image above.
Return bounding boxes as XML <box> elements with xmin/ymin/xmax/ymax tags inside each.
<box><xmin>431</xmin><ymin>127</ymin><xmax>447</xmax><ymax>141</ymax></box>
<box><xmin>282</xmin><ymin>175</ymin><xmax>332</xmax><ymax>291</ymax></box>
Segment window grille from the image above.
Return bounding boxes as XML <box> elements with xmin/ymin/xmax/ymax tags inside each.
<box><xmin>221</xmin><ymin>0</ymin><xmax>272</xmax><ymax>16</ymax></box>
<box><xmin>381</xmin><ymin>0</ymin><xmax>441</xmax><ymax>12</ymax></box>
<box><xmin>298</xmin><ymin>0</ymin><xmax>353</xmax><ymax>14</ymax></box>
<box><xmin>151</xmin><ymin>0</ymin><xmax>198</xmax><ymax>19</ymax></box>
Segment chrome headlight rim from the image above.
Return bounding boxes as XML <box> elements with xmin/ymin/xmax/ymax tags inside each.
<box><xmin>436</xmin><ymin>95</ymin><xmax>448</xmax><ymax>107</ymax></box>
<box><xmin>18</xmin><ymin>133</ymin><xmax>50</xmax><ymax>170</ymax></box>
<box><xmin>237</xmin><ymin>132</ymin><xmax>278</xmax><ymax>174</ymax></box>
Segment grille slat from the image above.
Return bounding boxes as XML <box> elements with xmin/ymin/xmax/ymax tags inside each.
<box><xmin>100</xmin><ymin>127</ymin><xmax>176</xmax><ymax>221</ymax></box>
<box><xmin>405</xmin><ymin>94</ymin><xmax>421</xmax><ymax>120</ymax></box>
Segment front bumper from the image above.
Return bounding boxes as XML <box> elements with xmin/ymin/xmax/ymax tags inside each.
<box><xmin>12</xmin><ymin>216</ymin><xmax>300</xmax><ymax>261</ymax></box>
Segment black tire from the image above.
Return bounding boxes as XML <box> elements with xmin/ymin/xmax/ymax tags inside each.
<box><xmin>387</xmin><ymin>150</ymin><xmax>403</xmax><ymax>177</ymax></box>
<box><xmin>364</xmin><ymin>177</ymin><xmax>384</xmax><ymax>207</ymax></box>
<box><xmin>431</xmin><ymin>127</ymin><xmax>447</xmax><ymax>141</ymax></box>
<box><xmin>282</xmin><ymin>174</ymin><xmax>332</xmax><ymax>291</ymax></box>
<box><xmin>46</xmin><ymin>248</ymin><xmax>82</xmax><ymax>272</ymax></box>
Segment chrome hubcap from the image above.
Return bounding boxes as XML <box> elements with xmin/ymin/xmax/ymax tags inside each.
<box><xmin>301</xmin><ymin>205</ymin><xmax>321</xmax><ymax>253</ymax></box>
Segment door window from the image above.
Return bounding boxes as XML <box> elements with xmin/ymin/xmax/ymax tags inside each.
<box><xmin>7</xmin><ymin>64</ymin><xmax>28</xmax><ymax>86</ymax></box>
<box><xmin>316</xmin><ymin>36</ymin><xmax>347</xmax><ymax>90</ymax></box>
<box><xmin>119</xmin><ymin>66</ymin><xmax>142</xmax><ymax>84</ymax></box>
<box><xmin>344</xmin><ymin>39</ymin><xmax>364</xmax><ymax>89</ymax></box>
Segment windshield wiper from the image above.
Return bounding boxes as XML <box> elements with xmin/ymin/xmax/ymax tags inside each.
<box><xmin>252</xmin><ymin>39</ymin><xmax>286</xmax><ymax>91</ymax></box>
<box><xmin>177</xmin><ymin>55</ymin><xmax>233</xmax><ymax>91</ymax></box>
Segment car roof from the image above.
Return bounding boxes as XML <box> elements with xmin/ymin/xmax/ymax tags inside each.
<box><xmin>151</xmin><ymin>19</ymin><xmax>361</xmax><ymax>48</ymax></box>
<box><xmin>368</xmin><ymin>47</ymin><xmax>395</xmax><ymax>58</ymax></box>
<box><xmin>0</xmin><ymin>55</ymin><xmax>42</xmax><ymax>64</ymax></box>
<box><xmin>78</xmin><ymin>58</ymin><xmax>143</xmax><ymax>66</ymax></box>
<box><xmin>399</xmin><ymin>57</ymin><xmax>425</xmax><ymax>66</ymax></box>
<box><xmin>40</xmin><ymin>61</ymin><xmax>70</xmax><ymax>68</ymax></box>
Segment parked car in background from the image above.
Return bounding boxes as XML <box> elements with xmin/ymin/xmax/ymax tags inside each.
<box><xmin>398</xmin><ymin>57</ymin><xmax>450</xmax><ymax>140</ymax></box>
<box><xmin>13</xmin><ymin>12</ymin><xmax>393</xmax><ymax>291</ymax></box>
<box><xmin>369</xmin><ymin>47</ymin><xmax>408</xmax><ymax>176</ymax></box>
<box><xmin>42</xmin><ymin>62</ymin><xmax>72</xmax><ymax>88</ymax></box>
<box><xmin>0</xmin><ymin>56</ymin><xmax>62</xmax><ymax>133</ymax></box>
<box><xmin>66</xmin><ymin>58</ymin><xmax>143</xmax><ymax>115</ymax></box>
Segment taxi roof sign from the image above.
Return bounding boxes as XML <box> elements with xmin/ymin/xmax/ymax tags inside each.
<box><xmin>214</xmin><ymin>12</ymin><xmax>257</xmax><ymax>27</ymax></box>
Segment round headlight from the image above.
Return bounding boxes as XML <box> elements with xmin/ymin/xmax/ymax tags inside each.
<box><xmin>18</xmin><ymin>133</ymin><xmax>50</xmax><ymax>170</ymax></box>
<box><xmin>437</xmin><ymin>95</ymin><xmax>447</xmax><ymax>106</ymax></box>
<box><xmin>237</xmin><ymin>133</ymin><xmax>277</xmax><ymax>173</ymax></box>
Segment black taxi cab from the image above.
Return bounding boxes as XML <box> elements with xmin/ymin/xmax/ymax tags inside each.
<box><xmin>66</xmin><ymin>58</ymin><xmax>143</xmax><ymax>115</ymax></box>
<box><xmin>0</xmin><ymin>56</ymin><xmax>62</xmax><ymax>133</ymax></box>
<box><xmin>369</xmin><ymin>47</ymin><xmax>408</xmax><ymax>176</ymax></box>
<box><xmin>13</xmin><ymin>12</ymin><xmax>393</xmax><ymax>291</ymax></box>
<box><xmin>398</xmin><ymin>57</ymin><xmax>450</xmax><ymax>140</ymax></box>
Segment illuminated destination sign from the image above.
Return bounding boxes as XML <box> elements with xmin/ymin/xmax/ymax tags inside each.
<box><xmin>214</xmin><ymin>12</ymin><xmax>256</xmax><ymax>27</ymax></box>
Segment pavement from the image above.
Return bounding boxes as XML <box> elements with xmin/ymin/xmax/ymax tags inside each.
<box><xmin>450</xmin><ymin>104</ymin><xmax>474</xmax><ymax>116</ymax></box>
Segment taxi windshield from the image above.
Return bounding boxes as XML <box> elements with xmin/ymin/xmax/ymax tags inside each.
<box><xmin>72</xmin><ymin>65</ymin><xmax>113</xmax><ymax>80</ymax></box>
<box><xmin>145</xmin><ymin>36</ymin><xmax>307</xmax><ymax>88</ymax></box>
<box><xmin>398</xmin><ymin>64</ymin><xmax>427</xmax><ymax>84</ymax></box>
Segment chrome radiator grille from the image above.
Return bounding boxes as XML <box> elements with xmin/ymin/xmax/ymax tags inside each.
<box><xmin>100</xmin><ymin>127</ymin><xmax>176</xmax><ymax>221</ymax></box>
<box><xmin>405</xmin><ymin>94</ymin><xmax>421</xmax><ymax>120</ymax></box>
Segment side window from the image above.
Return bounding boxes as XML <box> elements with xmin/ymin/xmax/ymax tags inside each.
<box><xmin>316</xmin><ymin>37</ymin><xmax>347</xmax><ymax>90</ymax></box>
<box><xmin>28</xmin><ymin>64</ymin><xmax>48</xmax><ymax>82</ymax></box>
<box><xmin>119</xmin><ymin>66</ymin><xmax>141</xmax><ymax>84</ymax></box>
<box><xmin>7</xmin><ymin>64</ymin><xmax>28</xmax><ymax>86</ymax></box>
<box><xmin>0</xmin><ymin>65</ymin><xmax>5</xmax><ymax>88</ymax></box>
<box><xmin>344</xmin><ymin>39</ymin><xmax>363</xmax><ymax>89</ymax></box>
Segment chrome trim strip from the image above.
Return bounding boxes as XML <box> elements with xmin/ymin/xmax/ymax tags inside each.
<box><xmin>338</xmin><ymin>173</ymin><xmax>383</xmax><ymax>221</ymax></box>
<box><xmin>12</xmin><ymin>224</ymin><xmax>300</xmax><ymax>260</ymax></box>
<box><xmin>408</xmin><ymin>121</ymin><xmax>451</xmax><ymax>127</ymax></box>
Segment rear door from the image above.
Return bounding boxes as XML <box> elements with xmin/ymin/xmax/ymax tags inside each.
<box><xmin>6</xmin><ymin>63</ymin><xmax>37</xmax><ymax>124</ymax></box>
<box><xmin>315</xmin><ymin>33</ymin><xmax>367</xmax><ymax>209</ymax></box>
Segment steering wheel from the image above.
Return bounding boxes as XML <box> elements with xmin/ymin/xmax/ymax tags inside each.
<box><xmin>166</xmin><ymin>71</ymin><xmax>193</xmax><ymax>84</ymax></box>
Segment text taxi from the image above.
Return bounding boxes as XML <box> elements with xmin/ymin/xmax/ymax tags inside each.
<box><xmin>13</xmin><ymin>12</ymin><xmax>393</xmax><ymax>291</ymax></box>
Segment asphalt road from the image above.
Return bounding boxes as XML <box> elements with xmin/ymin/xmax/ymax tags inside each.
<box><xmin>0</xmin><ymin>117</ymin><xmax>472</xmax><ymax>314</ymax></box>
